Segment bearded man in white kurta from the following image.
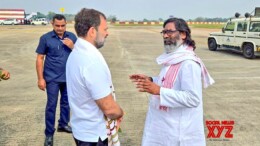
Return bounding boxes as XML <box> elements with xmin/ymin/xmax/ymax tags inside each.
<box><xmin>130</xmin><ymin>18</ymin><xmax>214</xmax><ymax>146</ymax></box>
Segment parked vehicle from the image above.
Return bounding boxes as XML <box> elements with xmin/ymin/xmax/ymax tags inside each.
<box><xmin>1</xmin><ymin>19</ymin><xmax>19</xmax><ymax>25</ymax></box>
<box><xmin>208</xmin><ymin>8</ymin><xmax>260</xmax><ymax>59</ymax></box>
<box><xmin>31</xmin><ymin>18</ymin><xmax>48</xmax><ymax>25</ymax></box>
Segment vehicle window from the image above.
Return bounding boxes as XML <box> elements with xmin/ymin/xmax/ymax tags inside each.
<box><xmin>225</xmin><ymin>22</ymin><xmax>235</xmax><ymax>31</ymax></box>
<box><xmin>237</xmin><ymin>22</ymin><xmax>247</xmax><ymax>32</ymax></box>
<box><xmin>249</xmin><ymin>22</ymin><xmax>260</xmax><ymax>32</ymax></box>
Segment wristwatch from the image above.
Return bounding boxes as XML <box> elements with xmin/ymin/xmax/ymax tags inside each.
<box><xmin>149</xmin><ymin>77</ymin><xmax>153</xmax><ymax>82</ymax></box>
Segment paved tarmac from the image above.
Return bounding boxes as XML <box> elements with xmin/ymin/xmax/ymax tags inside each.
<box><xmin>0</xmin><ymin>24</ymin><xmax>260</xmax><ymax>146</ymax></box>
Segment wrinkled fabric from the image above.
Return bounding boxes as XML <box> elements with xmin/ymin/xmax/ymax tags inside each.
<box><xmin>142</xmin><ymin>44</ymin><xmax>214</xmax><ymax>146</ymax></box>
<box><xmin>156</xmin><ymin>44</ymin><xmax>214</xmax><ymax>88</ymax></box>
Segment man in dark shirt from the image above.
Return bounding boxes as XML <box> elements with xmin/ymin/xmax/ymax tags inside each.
<box><xmin>35</xmin><ymin>14</ymin><xmax>77</xmax><ymax>146</ymax></box>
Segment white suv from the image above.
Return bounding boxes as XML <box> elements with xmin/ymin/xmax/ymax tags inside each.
<box><xmin>208</xmin><ymin>12</ymin><xmax>260</xmax><ymax>59</ymax></box>
<box><xmin>31</xmin><ymin>18</ymin><xmax>48</xmax><ymax>25</ymax></box>
<box><xmin>1</xmin><ymin>19</ymin><xmax>19</xmax><ymax>25</ymax></box>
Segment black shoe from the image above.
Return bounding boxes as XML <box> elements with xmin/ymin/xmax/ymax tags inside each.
<box><xmin>57</xmin><ymin>125</ymin><xmax>72</xmax><ymax>133</ymax></box>
<box><xmin>44</xmin><ymin>136</ymin><xmax>53</xmax><ymax>146</ymax></box>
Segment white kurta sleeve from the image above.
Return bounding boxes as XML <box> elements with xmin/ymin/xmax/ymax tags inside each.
<box><xmin>159</xmin><ymin>60</ymin><xmax>202</xmax><ymax>108</ymax></box>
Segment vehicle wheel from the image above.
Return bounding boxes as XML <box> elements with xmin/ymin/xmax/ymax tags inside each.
<box><xmin>243</xmin><ymin>44</ymin><xmax>255</xmax><ymax>59</ymax></box>
<box><xmin>12</xmin><ymin>23</ymin><xmax>14</xmax><ymax>25</ymax></box>
<box><xmin>208</xmin><ymin>38</ymin><xmax>217</xmax><ymax>51</ymax></box>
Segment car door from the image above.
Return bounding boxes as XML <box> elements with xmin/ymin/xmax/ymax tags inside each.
<box><xmin>7</xmin><ymin>19</ymin><xmax>12</xmax><ymax>25</ymax></box>
<box><xmin>223</xmin><ymin>22</ymin><xmax>235</xmax><ymax>46</ymax></box>
<box><xmin>234</xmin><ymin>21</ymin><xmax>248</xmax><ymax>49</ymax></box>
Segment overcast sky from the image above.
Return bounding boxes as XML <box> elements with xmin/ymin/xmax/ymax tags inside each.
<box><xmin>1</xmin><ymin>0</ymin><xmax>260</xmax><ymax>20</ymax></box>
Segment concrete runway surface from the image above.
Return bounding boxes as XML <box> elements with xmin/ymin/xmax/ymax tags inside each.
<box><xmin>0</xmin><ymin>24</ymin><xmax>260</xmax><ymax>146</ymax></box>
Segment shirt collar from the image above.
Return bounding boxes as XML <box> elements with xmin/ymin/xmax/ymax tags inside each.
<box><xmin>51</xmin><ymin>30</ymin><xmax>69</xmax><ymax>39</ymax></box>
<box><xmin>76</xmin><ymin>38</ymin><xmax>98</xmax><ymax>52</ymax></box>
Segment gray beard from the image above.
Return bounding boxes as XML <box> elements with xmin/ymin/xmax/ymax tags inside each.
<box><xmin>164</xmin><ymin>41</ymin><xmax>182</xmax><ymax>54</ymax></box>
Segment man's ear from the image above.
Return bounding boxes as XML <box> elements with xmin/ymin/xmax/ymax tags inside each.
<box><xmin>180</xmin><ymin>31</ymin><xmax>187</xmax><ymax>40</ymax></box>
<box><xmin>88</xmin><ymin>27</ymin><xmax>96</xmax><ymax>38</ymax></box>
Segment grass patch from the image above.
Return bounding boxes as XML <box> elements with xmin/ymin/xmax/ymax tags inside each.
<box><xmin>112</xmin><ymin>24</ymin><xmax>162</xmax><ymax>27</ymax></box>
<box><xmin>189</xmin><ymin>24</ymin><xmax>224</xmax><ymax>29</ymax></box>
<box><xmin>111</xmin><ymin>23</ymin><xmax>225</xmax><ymax>29</ymax></box>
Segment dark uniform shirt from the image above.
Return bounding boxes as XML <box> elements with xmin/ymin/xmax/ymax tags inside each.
<box><xmin>36</xmin><ymin>30</ymin><xmax>77</xmax><ymax>83</ymax></box>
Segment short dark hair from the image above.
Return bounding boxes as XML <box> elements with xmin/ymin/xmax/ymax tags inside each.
<box><xmin>163</xmin><ymin>18</ymin><xmax>196</xmax><ymax>50</ymax></box>
<box><xmin>74</xmin><ymin>8</ymin><xmax>106</xmax><ymax>37</ymax></box>
<box><xmin>52</xmin><ymin>14</ymin><xmax>66</xmax><ymax>22</ymax></box>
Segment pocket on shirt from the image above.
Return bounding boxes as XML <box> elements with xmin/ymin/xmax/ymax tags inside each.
<box><xmin>50</xmin><ymin>46</ymin><xmax>62</xmax><ymax>57</ymax></box>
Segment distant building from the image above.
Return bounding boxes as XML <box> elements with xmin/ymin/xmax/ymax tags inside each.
<box><xmin>0</xmin><ymin>9</ymin><xmax>25</xmax><ymax>24</ymax></box>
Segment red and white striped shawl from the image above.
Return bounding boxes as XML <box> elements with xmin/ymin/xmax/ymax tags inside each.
<box><xmin>156</xmin><ymin>45</ymin><xmax>214</xmax><ymax>89</ymax></box>
<box><xmin>156</xmin><ymin>45</ymin><xmax>214</xmax><ymax>111</ymax></box>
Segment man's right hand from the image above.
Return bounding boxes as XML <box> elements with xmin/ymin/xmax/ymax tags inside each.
<box><xmin>129</xmin><ymin>74</ymin><xmax>149</xmax><ymax>82</ymax></box>
<box><xmin>38</xmin><ymin>79</ymin><xmax>46</xmax><ymax>91</ymax></box>
<box><xmin>62</xmin><ymin>38</ymin><xmax>74</xmax><ymax>49</ymax></box>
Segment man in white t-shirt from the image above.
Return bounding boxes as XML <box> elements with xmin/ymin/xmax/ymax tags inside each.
<box><xmin>66</xmin><ymin>8</ymin><xmax>124</xmax><ymax>146</ymax></box>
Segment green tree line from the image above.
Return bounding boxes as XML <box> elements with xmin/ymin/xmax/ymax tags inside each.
<box><xmin>34</xmin><ymin>12</ymin><xmax>228</xmax><ymax>22</ymax></box>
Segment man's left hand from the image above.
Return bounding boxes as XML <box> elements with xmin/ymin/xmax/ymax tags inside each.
<box><xmin>62</xmin><ymin>38</ymin><xmax>74</xmax><ymax>49</ymax></box>
<box><xmin>116</xmin><ymin>116</ymin><xmax>123</xmax><ymax>131</ymax></box>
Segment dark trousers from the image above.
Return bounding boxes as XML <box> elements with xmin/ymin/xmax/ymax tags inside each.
<box><xmin>74</xmin><ymin>137</ymin><xmax>108</xmax><ymax>146</ymax></box>
<box><xmin>45</xmin><ymin>82</ymin><xmax>70</xmax><ymax>136</ymax></box>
